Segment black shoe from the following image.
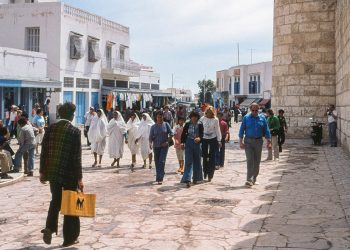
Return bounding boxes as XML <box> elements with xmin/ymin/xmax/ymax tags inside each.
<box><xmin>27</xmin><ymin>172</ymin><xmax>33</xmax><ymax>177</ymax></box>
<box><xmin>8</xmin><ymin>169</ymin><xmax>19</xmax><ymax>173</ymax></box>
<box><xmin>208</xmin><ymin>178</ymin><xmax>212</xmax><ymax>182</ymax></box>
<box><xmin>204</xmin><ymin>173</ymin><xmax>207</xmax><ymax>179</ymax></box>
<box><xmin>186</xmin><ymin>182</ymin><xmax>191</xmax><ymax>188</ymax></box>
<box><xmin>1</xmin><ymin>174</ymin><xmax>13</xmax><ymax>179</ymax></box>
<box><xmin>41</xmin><ymin>228</ymin><xmax>53</xmax><ymax>245</ymax></box>
<box><xmin>62</xmin><ymin>240</ymin><xmax>79</xmax><ymax>247</ymax></box>
<box><xmin>279</xmin><ymin>146</ymin><xmax>282</xmax><ymax>152</ymax></box>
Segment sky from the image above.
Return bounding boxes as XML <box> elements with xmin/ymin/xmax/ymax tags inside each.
<box><xmin>64</xmin><ymin>0</ymin><xmax>274</xmax><ymax>94</ymax></box>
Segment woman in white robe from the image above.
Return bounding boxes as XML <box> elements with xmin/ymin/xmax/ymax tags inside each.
<box><xmin>88</xmin><ymin>109</ymin><xmax>108</xmax><ymax>167</ymax></box>
<box><xmin>135</xmin><ymin>113</ymin><xmax>154</xmax><ymax>169</ymax></box>
<box><xmin>126</xmin><ymin>113</ymin><xmax>140</xmax><ymax>170</ymax></box>
<box><xmin>107</xmin><ymin>111</ymin><xmax>127</xmax><ymax>168</ymax></box>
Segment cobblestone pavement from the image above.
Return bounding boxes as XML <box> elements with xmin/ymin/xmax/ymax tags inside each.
<box><xmin>0</xmin><ymin>123</ymin><xmax>350</xmax><ymax>250</ymax></box>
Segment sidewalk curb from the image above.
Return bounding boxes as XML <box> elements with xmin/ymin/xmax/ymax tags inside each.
<box><xmin>0</xmin><ymin>173</ymin><xmax>24</xmax><ymax>188</ymax></box>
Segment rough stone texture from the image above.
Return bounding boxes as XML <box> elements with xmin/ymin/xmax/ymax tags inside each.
<box><xmin>0</xmin><ymin>124</ymin><xmax>350</xmax><ymax>249</ymax></box>
<box><xmin>335</xmin><ymin>0</ymin><xmax>350</xmax><ymax>152</ymax></box>
<box><xmin>272</xmin><ymin>0</ymin><xmax>337</xmax><ymax>138</ymax></box>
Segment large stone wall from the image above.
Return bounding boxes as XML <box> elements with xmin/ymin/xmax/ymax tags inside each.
<box><xmin>272</xmin><ymin>0</ymin><xmax>337</xmax><ymax>138</ymax></box>
<box><xmin>335</xmin><ymin>0</ymin><xmax>350</xmax><ymax>151</ymax></box>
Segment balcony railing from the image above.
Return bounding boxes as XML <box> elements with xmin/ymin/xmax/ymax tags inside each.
<box><xmin>102</xmin><ymin>59</ymin><xmax>141</xmax><ymax>77</ymax></box>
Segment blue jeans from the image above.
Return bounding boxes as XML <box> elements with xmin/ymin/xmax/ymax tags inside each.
<box><xmin>181</xmin><ymin>138</ymin><xmax>203</xmax><ymax>183</ymax></box>
<box><xmin>14</xmin><ymin>144</ymin><xmax>35</xmax><ymax>172</ymax></box>
<box><xmin>244</xmin><ymin>138</ymin><xmax>263</xmax><ymax>182</ymax></box>
<box><xmin>202</xmin><ymin>138</ymin><xmax>218</xmax><ymax>179</ymax></box>
<box><xmin>153</xmin><ymin>146</ymin><xmax>169</xmax><ymax>182</ymax></box>
<box><xmin>328</xmin><ymin>122</ymin><xmax>337</xmax><ymax>146</ymax></box>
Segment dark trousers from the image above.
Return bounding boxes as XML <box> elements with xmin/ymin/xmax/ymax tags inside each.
<box><xmin>202</xmin><ymin>138</ymin><xmax>218</xmax><ymax>179</ymax></box>
<box><xmin>278</xmin><ymin>131</ymin><xmax>285</xmax><ymax>149</ymax></box>
<box><xmin>153</xmin><ymin>146</ymin><xmax>169</xmax><ymax>182</ymax></box>
<box><xmin>46</xmin><ymin>181</ymin><xmax>80</xmax><ymax>243</ymax></box>
<box><xmin>329</xmin><ymin>122</ymin><xmax>337</xmax><ymax>146</ymax></box>
<box><xmin>84</xmin><ymin>126</ymin><xmax>90</xmax><ymax>146</ymax></box>
<box><xmin>215</xmin><ymin>138</ymin><xmax>226</xmax><ymax>167</ymax></box>
<box><xmin>244</xmin><ymin>138</ymin><xmax>263</xmax><ymax>182</ymax></box>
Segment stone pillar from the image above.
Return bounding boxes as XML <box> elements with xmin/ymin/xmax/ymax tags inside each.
<box><xmin>272</xmin><ymin>0</ymin><xmax>337</xmax><ymax>137</ymax></box>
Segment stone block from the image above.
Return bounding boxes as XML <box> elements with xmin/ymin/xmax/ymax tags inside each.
<box><xmin>314</xmin><ymin>64</ymin><xmax>336</xmax><ymax>74</ymax></box>
<box><xmin>283</xmin><ymin>96</ymin><xmax>300</xmax><ymax>106</ymax></box>
<box><xmin>304</xmin><ymin>85</ymin><xmax>320</xmax><ymax>96</ymax></box>
<box><xmin>320</xmin><ymin>21</ymin><xmax>335</xmax><ymax>31</ymax></box>
<box><xmin>301</xmin><ymin>52</ymin><xmax>322</xmax><ymax>63</ymax></box>
<box><xmin>287</xmin><ymin>86</ymin><xmax>304</xmax><ymax>95</ymax></box>
<box><xmin>320</xmin><ymin>86</ymin><xmax>335</xmax><ymax>96</ymax></box>
<box><xmin>285</xmin><ymin>14</ymin><xmax>297</xmax><ymax>24</ymax></box>
<box><xmin>298</xmin><ymin>23</ymin><xmax>318</xmax><ymax>33</ymax></box>
<box><xmin>279</xmin><ymin>24</ymin><xmax>292</xmax><ymax>35</ymax></box>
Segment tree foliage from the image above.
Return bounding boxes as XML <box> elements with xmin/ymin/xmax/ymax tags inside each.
<box><xmin>197</xmin><ymin>79</ymin><xmax>216</xmax><ymax>105</ymax></box>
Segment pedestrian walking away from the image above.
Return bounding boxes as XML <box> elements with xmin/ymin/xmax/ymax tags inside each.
<box><xmin>88</xmin><ymin>109</ymin><xmax>108</xmax><ymax>168</ymax></box>
<box><xmin>84</xmin><ymin>107</ymin><xmax>96</xmax><ymax>147</ymax></box>
<box><xmin>107</xmin><ymin>111</ymin><xmax>127</xmax><ymax>169</ymax></box>
<box><xmin>266</xmin><ymin>109</ymin><xmax>280</xmax><ymax>161</ymax></box>
<box><xmin>126</xmin><ymin>113</ymin><xmax>140</xmax><ymax>171</ymax></box>
<box><xmin>324</xmin><ymin>104</ymin><xmax>337</xmax><ymax>147</ymax></box>
<box><xmin>180</xmin><ymin>111</ymin><xmax>204</xmax><ymax>187</ymax></box>
<box><xmin>200</xmin><ymin>106</ymin><xmax>222</xmax><ymax>182</ymax></box>
<box><xmin>277</xmin><ymin>109</ymin><xmax>288</xmax><ymax>152</ymax></box>
<box><xmin>239</xmin><ymin>103</ymin><xmax>271</xmax><ymax>187</ymax></box>
<box><xmin>135</xmin><ymin>113</ymin><xmax>154</xmax><ymax>169</ymax></box>
<box><xmin>149</xmin><ymin>111</ymin><xmax>174</xmax><ymax>185</ymax></box>
<box><xmin>39</xmin><ymin>102</ymin><xmax>84</xmax><ymax>248</ymax></box>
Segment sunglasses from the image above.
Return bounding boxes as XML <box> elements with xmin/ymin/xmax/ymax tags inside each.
<box><xmin>251</xmin><ymin>109</ymin><xmax>258</xmax><ymax>112</ymax></box>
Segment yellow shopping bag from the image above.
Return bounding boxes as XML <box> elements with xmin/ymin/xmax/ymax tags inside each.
<box><xmin>60</xmin><ymin>190</ymin><xmax>96</xmax><ymax>217</ymax></box>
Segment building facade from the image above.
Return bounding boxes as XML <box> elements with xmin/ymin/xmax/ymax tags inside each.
<box><xmin>165</xmin><ymin>88</ymin><xmax>193</xmax><ymax>103</ymax></box>
<box><xmin>216</xmin><ymin>61</ymin><xmax>272</xmax><ymax>108</ymax></box>
<box><xmin>0</xmin><ymin>0</ymin><xmax>164</xmax><ymax>124</ymax></box>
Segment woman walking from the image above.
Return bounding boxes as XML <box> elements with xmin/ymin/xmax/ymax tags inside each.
<box><xmin>200</xmin><ymin>106</ymin><xmax>222</xmax><ymax>182</ymax></box>
<box><xmin>88</xmin><ymin>109</ymin><xmax>108</xmax><ymax>167</ymax></box>
<box><xmin>107</xmin><ymin>111</ymin><xmax>127</xmax><ymax>169</ymax></box>
<box><xmin>126</xmin><ymin>113</ymin><xmax>140</xmax><ymax>171</ymax></box>
<box><xmin>180</xmin><ymin>111</ymin><xmax>204</xmax><ymax>187</ymax></box>
<box><xmin>149</xmin><ymin>111</ymin><xmax>174</xmax><ymax>185</ymax></box>
<box><xmin>174</xmin><ymin>117</ymin><xmax>185</xmax><ymax>174</ymax></box>
<box><xmin>135</xmin><ymin>113</ymin><xmax>154</xmax><ymax>169</ymax></box>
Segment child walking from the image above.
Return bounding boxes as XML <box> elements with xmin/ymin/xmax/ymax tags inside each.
<box><xmin>174</xmin><ymin>117</ymin><xmax>185</xmax><ymax>174</ymax></box>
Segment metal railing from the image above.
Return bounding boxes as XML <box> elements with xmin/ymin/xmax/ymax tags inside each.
<box><xmin>102</xmin><ymin>59</ymin><xmax>141</xmax><ymax>76</ymax></box>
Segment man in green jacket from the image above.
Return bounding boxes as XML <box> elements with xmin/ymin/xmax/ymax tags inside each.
<box><xmin>266</xmin><ymin>109</ymin><xmax>280</xmax><ymax>160</ymax></box>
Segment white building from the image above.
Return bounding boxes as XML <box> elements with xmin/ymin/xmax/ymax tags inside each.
<box><xmin>216</xmin><ymin>61</ymin><xmax>272</xmax><ymax>108</ymax></box>
<box><xmin>0</xmin><ymin>0</ymin><xmax>164</xmax><ymax>124</ymax></box>
<box><xmin>165</xmin><ymin>88</ymin><xmax>193</xmax><ymax>103</ymax></box>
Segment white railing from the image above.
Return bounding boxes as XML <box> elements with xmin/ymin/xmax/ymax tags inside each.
<box><xmin>63</xmin><ymin>4</ymin><xmax>129</xmax><ymax>33</ymax></box>
<box><xmin>102</xmin><ymin>59</ymin><xmax>141</xmax><ymax>76</ymax></box>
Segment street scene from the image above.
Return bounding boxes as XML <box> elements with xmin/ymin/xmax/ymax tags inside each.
<box><xmin>1</xmin><ymin>0</ymin><xmax>350</xmax><ymax>249</ymax></box>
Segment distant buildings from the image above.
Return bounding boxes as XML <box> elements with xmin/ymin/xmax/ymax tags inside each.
<box><xmin>165</xmin><ymin>88</ymin><xmax>193</xmax><ymax>103</ymax></box>
<box><xmin>0</xmin><ymin>0</ymin><xmax>167</xmax><ymax>124</ymax></box>
<box><xmin>216</xmin><ymin>61</ymin><xmax>272</xmax><ymax>108</ymax></box>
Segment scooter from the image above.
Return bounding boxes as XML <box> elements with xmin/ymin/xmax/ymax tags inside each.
<box><xmin>310</xmin><ymin>119</ymin><xmax>325</xmax><ymax>146</ymax></box>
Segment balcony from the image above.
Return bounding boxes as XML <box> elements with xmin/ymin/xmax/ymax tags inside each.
<box><xmin>101</xmin><ymin>59</ymin><xmax>141</xmax><ymax>78</ymax></box>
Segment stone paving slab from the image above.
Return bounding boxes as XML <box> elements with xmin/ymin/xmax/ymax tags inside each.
<box><xmin>0</xmin><ymin>124</ymin><xmax>349</xmax><ymax>249</ymax></box>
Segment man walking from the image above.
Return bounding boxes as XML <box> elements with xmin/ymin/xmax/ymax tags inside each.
<box><xmin>277</xmin><ymin>109</ymin><xmax>288</xmax><ymax>152</ymax></box>
<box><xmin>84</xmin><ymin>107</ymin><xmax>95</xmax><ymax>146</ymax></box>
<box><xmin>40</xmin><ymin>102</ymin><xmax>84</xmax><ymax>247</ymax></box>
<box><xmin>324</xmin><ymin>104</ymin><xmax>337</xmax><ymax>147</ymax></box>
<box><xmin>239</xmin><ymin>103</ymin><xmax>271</xmax><ymax>187</ymax></box>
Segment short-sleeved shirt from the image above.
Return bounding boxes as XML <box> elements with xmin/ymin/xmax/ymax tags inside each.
<box><xmin>32</xmin><ymin>115</ymin><xmax>45</xmax><ymax>128</ymax></box>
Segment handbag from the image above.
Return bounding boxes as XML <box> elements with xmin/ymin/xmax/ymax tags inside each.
<box><xmin>61</xmin><ymin>190</ymin><xmax>96</xmax><ymax>217</ymax></box>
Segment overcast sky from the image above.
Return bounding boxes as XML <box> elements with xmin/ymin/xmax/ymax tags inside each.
<box><xmin>65</xmin><ymin>0</ymin><xmax>274</xmax><ymax>94</ymax></box>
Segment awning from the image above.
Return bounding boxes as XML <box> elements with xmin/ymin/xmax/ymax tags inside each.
<box><xmin>259</xmin><ymin>99</ymin><xmax>271</xmax><ymax>106</ymax></box>
<box><xmin>239</xmin><ymin>98</ymin><xmax>257</xmax><ymax>107</ymax></box>
<box><xmin>0</xmin><ymin>79</ymin><xmax>61</xmax><ymax>88</ymax></box>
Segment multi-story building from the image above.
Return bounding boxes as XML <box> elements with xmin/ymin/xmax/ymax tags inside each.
<box><xmin>216</xmin><ymin>61</ymin><xmax>272</xmax><ymax>108</ymax></box>
<box><xmin>165</xmin><ymin>88</ymin><xmax>193</xmax><ymax>103</ymax></box>
<box><xmin>0</xmin><ymin>0</ymin><xmax>165</xmax><ymax>124</ymax></box>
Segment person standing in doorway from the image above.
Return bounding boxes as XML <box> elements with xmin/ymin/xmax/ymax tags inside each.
<box><xmin>277</xmin><ymin>109</ymin><xmax>288</xmax><ymax>152</ymax></box>
<box><xmin>149</xmin><ymin>111</ymin><xmax>174</xmax><ymax>185</ymax></box>
<box><xmin>88</xmin><ymin>109</ymin><xmax>108</xmax><ymax>167</ymax></box>
<box><xmin>84</xmin><ymin>107</ymin><xmax>96</xmax><ymax>147</ymax></box>
<box><xmin>266</xmin><ymin>109</ymin><xmax>280</xmax><ymax>161</ymax></box>
<box><xmin>325</xmin><ymin>104</ymin><xmax>338</xmax><ymax>147</ymax></box>
<box><xmin>32</xmin><ymin>108</ymin><xmax>46</xmax><ymax>156</ymax></box>
<box><xmin>200</xmin><ymin>106</ymin><xmax>222</xmax><ymax>182</ymax></box>
<box><xmin>40</xmin><ymin>102</ymin><xmax>83</xmax><ymax>247</ymax></box>
<box><xmin>239</xmin><ymin>103</ymin><xmax>271</xmax><ymax>187</ymax></box>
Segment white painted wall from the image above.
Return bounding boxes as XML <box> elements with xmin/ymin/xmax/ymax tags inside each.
<box><xmin>0</xmin><ymin>47</ymin><xmax>48</xmax><ymax>80</ymax></box>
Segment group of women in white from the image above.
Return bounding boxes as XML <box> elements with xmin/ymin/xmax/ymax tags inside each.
<box><xmin>87</xmin><ymin>109</ymin><xmax>154</xmax><ymax>171</ymax></box>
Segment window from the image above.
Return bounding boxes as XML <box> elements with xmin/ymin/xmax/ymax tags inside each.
<box><xmin>116</xmin><ymin>80</ymin><xmax>128</xmax><ymax>88</ymax></box>
<box><xmin>119</xmin><ymin>46</ymin><xmax>125</xmax><ymax>61</ymax></box>
<box><xmin>141</xmin><ymin>83</ymin><xmax>150</xmax><ymax>90</ymax></box>
<box><xmin>25</xmin><ymin>0</ymin><xmax>35</xmax><ymax>3</ymax></box>
<box><xmin>129</xmin><ymin>82</ymin><xmax>139</xmax><ymax>89</ymax></box>
<box><xmin>249</xmin><ymin>74</ymin><xmax>261</xmax><ymax>94</ymax></box>
<box><xmin>103</xmin><ymin>79</ymin><xmax>115</xmax><ymax>88</ymax></box>
<box><xmin>106</xmin><ymin>45</ymin><xmax>112</xmax><ymax>68</ymax></box>
<box><xmin>88</xmin><ymin>38</ymin><xmax>100</xmax><ymax>62</ymax></box>
<box><xmin>70</xmin><ymin>34</ymin><xmax>83</xmax><ymax>59</ymax></box>
<box><xmin>234</xmin><ymin>76</ymin><xmax>240</xmax><ymax>94</ymax></box>
<box><xmin>76</xmin><ymin>78</ymin><xmax>89</xmax><ymax>88</ymax></box>
<box><xmin>91</xmin><ymin>79</ymin><xmax>100</xmax><ymax>89</ymax></box>
<box><xmin>25</xmin><ymin>27</ymin><xmax>40</xmax><ymax>52</ymax></box>
<box><xmin>63</xmin><ymin>77</ymin><xmax>74</xmax><ymax>88</ymax></box>
<box><xmin>151</xmin><ymin>84</ymin><xmax>160</xmax><ymax>90</ymax></box>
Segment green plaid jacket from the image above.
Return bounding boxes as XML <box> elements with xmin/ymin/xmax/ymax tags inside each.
<box><xmin>40</xmin><ymin>120</ymin><xmax>82</xmax><ymax>184</ymax></box>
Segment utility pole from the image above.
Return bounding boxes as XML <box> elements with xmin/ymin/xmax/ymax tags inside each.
<box><xmin>203</xmin><ymin>74</ymin><xmax>206</xmax><ymax>103</ymax></box>
<box><xmin>249</xmin><ymin>48</ymin><xmax>255</xmax><ymax>64</ymax></box>
<box><xmin>171</xmin><ymin>73</ymin><xmax>174</xmax><ymax>98</ymax></box>
<box><xmin>237</xmin><ymin>43</ymin><xmax>240</xmax><ymax>66</ymax></box>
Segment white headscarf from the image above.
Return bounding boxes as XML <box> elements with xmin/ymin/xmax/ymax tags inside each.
<box><xmin>126</xmin><ymin>114</ymin><xmax>140</xmax><ymax>131</ymax></box>
<box><xmin>137</xmin><ymin>113</ymin><xmax>154</xmax><ymax>139</ymax></box>
<box><xmin>88</xmin><ymin>110</ymin><xmax>108</xmax><ymax>143</ymax></box>
<box><xmin>107</xmin><ymin>111</ymin><xmax>127</xmax><ymax>135</ymax></box>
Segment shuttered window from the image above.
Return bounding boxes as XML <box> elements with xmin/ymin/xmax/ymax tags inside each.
<box><xmin>25</xmin><ymin>27</ymin><xmax>40</xmax><ymax>52</ymax></box>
